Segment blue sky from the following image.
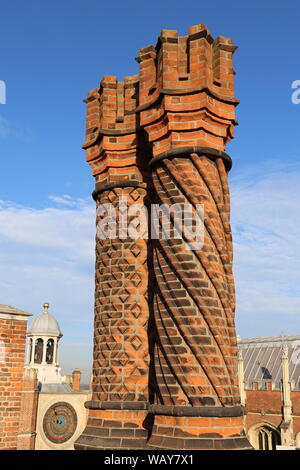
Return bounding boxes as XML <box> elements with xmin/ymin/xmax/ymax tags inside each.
<box><xmin>0</xmin><ymin>0</ymin><xmax>300</xmax><ymax>382</ymax></box>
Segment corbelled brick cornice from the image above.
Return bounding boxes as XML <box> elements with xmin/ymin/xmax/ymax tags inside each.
<box><xmin>82</xmin><ymin>23</ymin><xmax>238</xmax><ymax>184</ymax></box>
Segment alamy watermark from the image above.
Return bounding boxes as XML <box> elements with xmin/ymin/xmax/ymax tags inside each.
<box><xmin>96</xmin><ymin>196</ymin><xmax>204</xmax><ymax>251</ymax></box>
<box><xmin>291</xmin><ymin>80</ymin><xmax>300</xmax><ymax>104</ymax></box>
<box><xmin>0</xmin><ymin>80</ymin><xmax>6</xmax><ymax>104</ymax></box>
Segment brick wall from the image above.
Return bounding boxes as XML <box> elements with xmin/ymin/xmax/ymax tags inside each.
<box><xmin>0</xmin><ymin>306</ymin><xmax>31</xmax><ymax>450</ymax></box>
<box><xmin>16</xmin><ymin>368</ymin><xmax>39</xmax><ymax>450</ymax></box>
<box><xmin>245</xmin><ymin>388</ymin><xmax>300</xmax><ymax>445</ymax></box>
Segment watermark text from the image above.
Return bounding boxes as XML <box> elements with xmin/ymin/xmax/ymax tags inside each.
<box><xmin>0</xmin><ymin>80</ymin><xmax>6</xmax><ymax>104</ymax></box>
<box><xmin>96</xmin><ymin>196</ymin><xmax>204</xmax><ymax>251</ymax></box>
<box><xmin>291</xmin><ymin>80</ymin><xmax>300</xmax><ymax>104</ymax></box>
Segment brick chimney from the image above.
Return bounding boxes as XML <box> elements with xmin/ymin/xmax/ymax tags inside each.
<box><xmin>71</xmin><ymin>368</ymin><xmax>81</xmax><ymax>391</ymax></box>
<box><xmin>75</xmin><ymin>23</ymin><xmax>252</xmax><ymax>451</ymax></box>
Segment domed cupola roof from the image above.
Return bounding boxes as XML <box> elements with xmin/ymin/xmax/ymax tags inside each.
<box><xmin>28</xmin><ymin>303</ymin><xmax>62</xmax><ymax>337</ymax></box>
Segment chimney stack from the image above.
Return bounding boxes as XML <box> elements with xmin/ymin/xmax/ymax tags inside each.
<box><xmin>71</xmin><ymin>368</ymin><xmax>81</xmax><ymax>391</ymax></box>
<box><xmin>75</xmin><ymin>23</ymin><xmax>252</xmax><ymax>451</ymax></box>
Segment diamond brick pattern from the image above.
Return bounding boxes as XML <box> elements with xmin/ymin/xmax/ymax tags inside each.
<box><xmin>92</xmin><ymin>187</ymin><xmax>150</xmax><ymax>403</ymax></box>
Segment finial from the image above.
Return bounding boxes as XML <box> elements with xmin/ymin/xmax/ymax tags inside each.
<box><xmin>43</xmin><ymin>302</ymin><xmax>49</xmax><ymax>312</ymax></box>
<box><xmin>281</xmin><ymin>342</ymin><xmax>289</xmax><ymax>360</ymax></box>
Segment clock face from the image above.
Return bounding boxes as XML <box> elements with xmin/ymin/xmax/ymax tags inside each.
<box><xmin>43</xmin><ymin>402</ymin><xmax>77</xmax><ymax>444</ymax></box>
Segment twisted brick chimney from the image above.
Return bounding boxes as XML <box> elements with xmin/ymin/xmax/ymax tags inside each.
<box><xmin>75</xmin><ymin>23</ymin><xmax>251</xmax><ymax>450</ymax></box>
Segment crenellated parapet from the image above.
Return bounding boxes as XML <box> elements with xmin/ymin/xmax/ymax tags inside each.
<box><xmin>83</xmin><ymin>76</ymin><xmax>148</xmax><ymax>187</ymax></box>
<box><xmin>82</xmin><ymin>23</ymin><xmax>238</xmax><ymax>186</ymax></box>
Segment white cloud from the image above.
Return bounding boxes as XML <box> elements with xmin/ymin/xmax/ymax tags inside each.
<box><xmin>0</xmin><ymin>197</ymin><xmax>94</xmax><ymax>258</ymax></box>
<box><xmin>0</xmin><ymin>196</ymin><xmax>95</xmax><ymax>380</ymax></box>
<box><xmin>231</xmin><ymin>159</ymin><xmax>300</xmax><ymax>337</ymax></box>
<box><xmin>0</xmin><ymin>114</ymin><xmax>33</xmax><ymax>142</ymax></box>
<box><xmin>48</xmin><ymin>194</ymin><xmax>86</xmax><ymax>207</ymax></box>
<box><xmin>0</xmin><ymin>115</ymin><xmax>9</xmax><ymax>137</ymax></box>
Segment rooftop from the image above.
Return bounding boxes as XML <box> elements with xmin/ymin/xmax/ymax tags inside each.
<box><xmin>239</xmin><ymin>334</ymin><xmax>300</xmax><ymax>390</ymax></box>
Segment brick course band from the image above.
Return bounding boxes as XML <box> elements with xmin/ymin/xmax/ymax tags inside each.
<box><xmin>92</xmin><ymin>180</ymin><xmax>146</xmax><ymax>201</ymax></box>
<box><xmin>85</xmin><ymin>401</ymin><xmax>243</xmax><ymax>416</ymax></box>
<box><xmin>148</xmin><ymin>146</ymin><xmax>232</xmax><ymax>171</ymax></box>
<box><xmin>149</xmin><ymin>404</ymin><xmax>244</xmax><ymax>417</ymax></box>
<box><xmin>148</xmin><ymin>435</ymin><xmax>252</xmax><ymax>450</ymax></box>
<box><xmin>85</xmin><ymin>401</ymin><xmax>149</xmax><ymax>411</ymax></box>
<box><xmin>159</xmin><ymin>87</ymin><xmax>239</xmax><ymax>103</ymax></box>
<box><xmin>75</xmin><ymin>408</ymin><xmax>149</xmax><ymax>450</ymax></box>
<box><xmin>75</xmin><ymin>437</ymin><xmax>148</xmax><ymax>450</ymax></box>
<box><xmin>125</xmin><ymin>87</ymin><xmax>239</xmax><ymax>116</ymax></box>
<box><xmin>148</xmin><ymin>415</ymin><xmax>252</xmax><ymax>450</ymax></box>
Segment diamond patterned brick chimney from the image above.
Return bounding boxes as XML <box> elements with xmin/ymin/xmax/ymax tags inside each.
<box><xmin>75</xmin><ymin>23</ymin><xmax>252</xmax><ymax>450</ymax></box>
